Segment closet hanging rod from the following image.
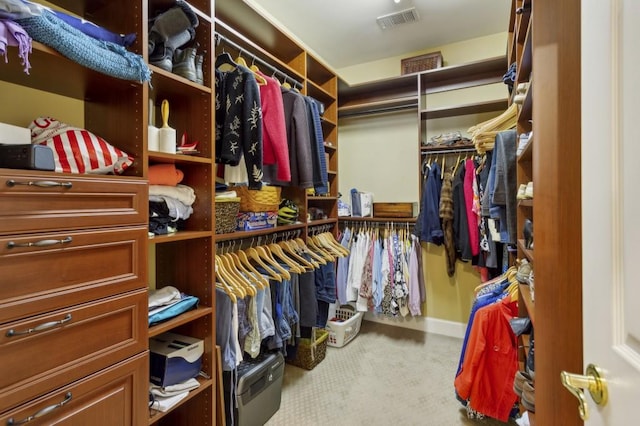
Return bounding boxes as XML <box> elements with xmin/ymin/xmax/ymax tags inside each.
<box><xmin>214</xmin><ymin>33</ymin><xmax>304</xmax><ymax>90</ymax></box>
<box><xmin>421</xmin><ymin>147</ymin><xmax>477</xmax><ymax>155</ymax></box>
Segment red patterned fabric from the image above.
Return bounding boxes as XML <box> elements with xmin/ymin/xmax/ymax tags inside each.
<box><xmin>29</xmin><ymin>116</ymin><xmax>132</xmax><ymax>174</ymax></box>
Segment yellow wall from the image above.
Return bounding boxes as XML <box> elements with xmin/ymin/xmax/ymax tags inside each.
<box><xmin>0</xmin><ymin>81</ymin><xmax>84</xmax><ymax>128</ymax></box>
<box><xmin>337</xmin><ymin>32</ymin><xmax>508</xmax><ymax>326</ymax></box>
<box><xmin>338</xmin><ymin>32</ymin><xmax>508</xmax><ymax>85</ymax></box>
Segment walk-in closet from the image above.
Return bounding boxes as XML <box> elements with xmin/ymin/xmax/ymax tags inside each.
<box><xmin>0</xmin><ymin>0</ymin><xmax>636</xmax><ymax>425</ymax></box>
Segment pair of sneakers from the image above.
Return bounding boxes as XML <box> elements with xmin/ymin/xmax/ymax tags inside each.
<box><xmin>517</xmin><ymin>182</ymin><xmax>533</xmax><ymax>200</ymax></box>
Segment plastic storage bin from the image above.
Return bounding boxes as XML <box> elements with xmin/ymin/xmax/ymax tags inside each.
<box><xmin>326</xmin><ymin>306</ymin><xmax>363</xmax><ymax>348</ymax></box>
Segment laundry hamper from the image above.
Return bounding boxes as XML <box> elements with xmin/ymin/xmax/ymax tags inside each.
<box><xmin>287</xmin><ymin>328</ymin><xmax>328</xmax><ymax>370</ymax></box>
<box><xmin>326</xmin><ymin>306</ymin><xmax>363</xmax><ymax>348</ymax></box>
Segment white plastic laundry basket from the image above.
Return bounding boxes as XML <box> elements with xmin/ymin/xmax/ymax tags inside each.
<box><xmin>326</xmin><ymin>306</ymin><xmax>363</xmax><ymax>348</ymax></box>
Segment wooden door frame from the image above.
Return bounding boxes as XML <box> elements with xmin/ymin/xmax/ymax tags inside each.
<box><xmin>533</xmin><ymin>0</ymin><xmax>583</xmax><ymax>424</ymax></box>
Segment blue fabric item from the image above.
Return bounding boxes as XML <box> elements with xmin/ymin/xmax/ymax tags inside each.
<box><xmin>307</xmin><ymin>98</ymin><xmax>328</xmax><ymax>194</ymax></box>
<box><xmin>149</xmin><ymin>295</ymin><xmax>199</xmax><ymax>326</ymax></box>
<box><xmin>51</xmin><ymin>10</ymin><xmax>135</xmax><ymax>47</ymax></box>
<box><xmin>350</xmin><ymin>188</ymin><xmax>362</xmax><ymax>217</ymax></box>
<box><xmin>315</xmin><ymin>261</ymin><xmax>336</xmax><ymax>304</ymax></box>
<box><xmin>17</xmin><ymin>9</ymin><xmax>150</xmax><ymax>82</ymax></box>
<box><xmin>336</xmin><ymin>227</ymin><xmax>351</xmax><ymax>305</ymax></box>
<box><xmin>455</xmin><ymin>280</ymin><xmax>509</xmax><ymax>376</ymax></box>
<box><xmin>421</xmin><ymin>162</ymin><xmax>444</xmax><ymax>245</ymax></box>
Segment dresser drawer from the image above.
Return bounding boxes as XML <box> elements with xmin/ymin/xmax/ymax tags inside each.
<box><xmin>0</xmin><ymin>289</ymin><xmax>147</xmax><ymax>412</ymax></box>
<box><xmin>0</xmin><ymin>171</ymin><xmax>147</xmax><ymax>235</ymax></box>
<box><xmin>0</xmin><ymin>351</ymin><xmax>148</xmax><ymax>426</ymax></box>
<box><xmin>0</xmin><ymin>226</ymin><xmax>147</xmax><ymax>324</ymax></box>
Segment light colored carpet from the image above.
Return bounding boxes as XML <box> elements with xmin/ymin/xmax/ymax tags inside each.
<box><xmin>266</xmin><ymin>320</ymin><xmax>518</xmax><ymax>426</ymax></box>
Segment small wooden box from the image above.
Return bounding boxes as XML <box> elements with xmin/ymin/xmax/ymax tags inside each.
<box><xmin>401</xmin><ymin>51</ymin><xmax>443</xmax><ymax>75</ymax></box>
<box><xmin>373</xmin><ymin>202</ymin><xmax>415</xmax><ymax>218</ymax></box>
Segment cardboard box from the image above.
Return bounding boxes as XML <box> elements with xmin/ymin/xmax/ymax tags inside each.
<box><xmin>149</xmin><ymin>332</ymin><xmax>203</xmax><ymax>387</ymax></box>
<box><xmin>0</xmin><ymin>122</ymin><xmax>30</xmax><ymax>145</ymax></box>
<box><xmin>236</xmin><ymin>211</ymin><xmax>277</xmax><ymax>231</ymax></box>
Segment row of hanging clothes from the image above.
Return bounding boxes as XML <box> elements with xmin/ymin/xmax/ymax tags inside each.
<box><xmin>414</xmin><ymin>130</ymin><xmax>517</xmax><ymax>281</ymax></box>
<box><xmin>214</xmin><ymin>33</ymin><xmax>329</xmax><ymax>195</ymax></box>
<box><xmin>216</xmin><ymin>228</ymin><xmax>347</xmax><ymax>425</ymax></box>
<box><xmin>453</xmin><ymin>266</ymin><xmax>521</xmax><ymax>423</ymax></box>
<box><xmin>215</xmin><ymin>228</ymin><xmax>348</xmax><ymax>369</ymax></box>
<box><xmin>337</xmin><ymin>221</ymin><xmax>426</xmax><ymax>317</ymax></box>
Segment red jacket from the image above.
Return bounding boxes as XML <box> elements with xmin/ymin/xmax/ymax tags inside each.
<box><xmin>454</xmin><ymin>297</ymin><xmax>519</xmax><ymax>422</ymax></box>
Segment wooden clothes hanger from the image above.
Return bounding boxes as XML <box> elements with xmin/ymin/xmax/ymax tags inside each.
<box><xmin>215</xmin><ymin>257</ymin><xmax>245</xmax><ymax>299</ymax></box>
<box><xmin>320</xmin><ymin>232</ymin><xmax>349</xmax><ymax>257</ymax></box>
<box><xmin>215</xmin><ymin>49</ymin><xmax>237</xmax><ymax>72</ymax></box>
<box><xmin>228</xmin><ymin>251</ymin><xmax>264</xmax><ymax>290</ymax></box>
<box><xmin>236</xmin><ymin>51</ymin><xmax>267</xmax><ymax>86</ymax></box>
<box><xmin>256</xmin><ymin>245</ymin><xmax>292</xmax><ymax>279</ymax></box>
<box><xmin>308</xmin><ymin>236</ymin><xmax>335</xmax><ymax>261</ymax></box>
<box><xmin>246</xmin><ymin>247</ymin><xmax>283</xmax><ymax>282</ymax></box>
<box><xmin>278</xmin><ymin>240</ymin><xmax>316</xmax><ymax>270</ymax></box>
<box><xmin>295</xmin><ymin>237</ymin><xmax>327</xmax><ymax>265</ymax></box>
<box><xmin>268</xmin><ymin>242</ymin><xmax>304</xmax><ymax>274</ymax></box>
<box><xmin>236</xmin><ymin>249</ymin><xmax>270</xmax><ymax>288</ymax></box>
<box><xmin>220</xmin><ymin>253</ymin><xmax>256</xmax><ymax>297</ymax></box>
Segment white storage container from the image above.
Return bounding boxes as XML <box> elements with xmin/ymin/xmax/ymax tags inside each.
<box><xmin>326</xmin><ymin>306</ymin><xmax>363</xmax><ymax>348</ymax></box>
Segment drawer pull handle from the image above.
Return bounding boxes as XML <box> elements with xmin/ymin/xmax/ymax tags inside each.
<box><xmin>6</xmin><ymin>314</ymin><xmax>72</xmax><ymax>337</ymax></box>
<box><xmin>7</xmin><ymin>392</ymin><xmax>72</xmax><ymax>425</ymax></box>
<box><xmin>6</xmin><ymin>179</ymin><xmax>73</xmax><ymax>189</ymax></box>
<box><xmin>7</xmin><ymin>237</ymin><xmax>73</xmax><ymax>249</ymax></box>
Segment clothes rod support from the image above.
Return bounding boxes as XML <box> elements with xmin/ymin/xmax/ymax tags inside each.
<box><xmin>214</xmin><ymin>33</ymin><xmax>303</xmax><ymax>90</ymax></box>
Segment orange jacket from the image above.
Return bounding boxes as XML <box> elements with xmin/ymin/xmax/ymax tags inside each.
<box><xmin>454</xmin><ymin>297</ymin><xmax>519</xmax><ymax>422</ymax></box>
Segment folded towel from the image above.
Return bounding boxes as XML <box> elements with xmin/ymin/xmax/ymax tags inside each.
<box><xmin>149</xmin><ymin>184</ymin><xmax>195</xmax><ymax>206</ymax></box>
<box><xmin>149</xmin><ymin>163</ymin><xmax>184</xmax><ymax>186</ymax></box>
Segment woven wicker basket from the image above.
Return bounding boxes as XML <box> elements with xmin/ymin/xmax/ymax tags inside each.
<box><xmin>287</xmin><ymin>328</ymin><xmax>329</xmax><ymax>370</ymax></box>
<box><xmin>215</xmin><ymin>197</ymin><xmax>240</xmax><ymax>234</ymax></box>
<box><xmin>235</xmin><ymin>185</ymin><xmax>281</xmax><ymax>212</ymax></box>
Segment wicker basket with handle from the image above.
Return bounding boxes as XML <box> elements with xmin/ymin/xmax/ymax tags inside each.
<box><xmin>234</xmin><ymin>185</ymin><xmax>281</xmax><ymax>212</ymax></box>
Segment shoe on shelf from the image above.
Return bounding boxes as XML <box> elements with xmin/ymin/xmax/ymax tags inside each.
<box><xmin>517</xmin><ymin>184</ymin><xmax>527</xmax><ymax>200</ymax></box>
<box><xmin>521</xmin><ymin>381</ymin><xmax>536</xmax><ymax>412</ymax></box>
<box><xmin>173</xmin><ymin>47</ymin><xmax>197</xmax><ymax>82</ymax></box>
<box><xmin>516</xmin><ymin>81</ymin><xmax>530</xmax><ymax>94</ymax></box>
<box><xmin>523</xmin><ymin>219</ymin><xmax>533</xmax><ymax>250</ymax></box>
<box><xmin>516</xmin><ymin>259</ymin><xmax>533</xmax><ymax>284</ymax></box>
<box><xmin>513</xmin><ymin>369</ymin><xmax>534</xmax><ymax>398</ymax></box>
<box><xmin>195</xmin><ymin>53</ymin><xmax>204</xmax><ymax>85</ymax></box>
<box><xmin>525</xmin><ymin>181</ymin><xmax>533</xmax><ymax>199</ymax></box>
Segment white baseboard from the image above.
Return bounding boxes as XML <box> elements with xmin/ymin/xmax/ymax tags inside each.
<box><xmin>363</xmin><ymin>312</ymin><xmax>466</xmax><ymax>339</ymax></box>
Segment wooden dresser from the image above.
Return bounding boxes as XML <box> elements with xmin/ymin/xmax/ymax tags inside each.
<box><xmin>0</xmin><ymin>171</ymin><xmax>148</xmax><ymax>424</ymax></box>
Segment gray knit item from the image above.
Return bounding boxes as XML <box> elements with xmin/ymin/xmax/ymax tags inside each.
<box><xmin>18</xmin><ymin>9</ymin><xmax>151</xmax><ymax>82</ymax></box>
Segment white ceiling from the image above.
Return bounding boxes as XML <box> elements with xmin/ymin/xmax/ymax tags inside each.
<box><xmin>244</xmin><ymin>0</ymin><xmax>512</xmax><ymax>70</ymax></box>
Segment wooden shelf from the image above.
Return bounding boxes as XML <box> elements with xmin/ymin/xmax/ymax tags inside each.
<box><xmin>519</xmin><ymin>283</ymin><xmax>535</xmax><ymax>327</ymax></box>
<box><xmin>338</xmin><ymin>96</ymin><xmax>418</xmax><ymax>118</ymax></box>
<box><xmin>148</xmin><ymin>231</ymin><xmax>212</xmax><ymax>244</ymax></box>
<box><xmin>518</xmin><ymin>134</ymin><xmax>534</xmax><ymax>163</ymax></box>
<box><xmin>308</xmin><ymin>218</ymin><xmax>338</xmax><ymax>226</ymax></box>
<box><xmin>148</xmin><ymin>306</ymin><xmax>214</xmax><ymax>338</ymax></box>
<box><xmin>148</xmin><ymin>377</ymin><xmax>214</xmax><ymax>425</ymax></box>
<box><xmin>149</xmin><ymin>151</ymin><xmax>213</xmax><ymax>164</ymax></box>
<box><xmin>421</xmin><ymin>99</ymin><xmax>508</xmax><ymax>119</ymax></box>
<box><xmin>519</xmin><ymin>199</ymin><xmax>533</xmax><ymax>207</ymax></box>
<box><xmin>340</xmin><ymin>216</ymin><xmax>417</xmax><ymax>223</ymax></box>
<box><xmin>518</xmin><ymin>239</ymin><xmax>534</xmax><ymax>262</ymax></box>
<box><xmin>215</xmin><ymin>223</ymin><xmax>307</xmax><ymax>242</ymax></box>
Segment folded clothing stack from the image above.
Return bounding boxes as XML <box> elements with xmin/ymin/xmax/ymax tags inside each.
<box><xmin>148</xmin><ymin>286</ymin><xmax>199</xmax><ymax>326</ymax></box>
<box><xmin>149</xmin><ymin>163</ymin><xmax>196</xmax><ymax>235</ymax></box>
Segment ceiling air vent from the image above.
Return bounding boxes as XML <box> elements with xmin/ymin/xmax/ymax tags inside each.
<box><xmin>376</xmin><ymin>7</ymin><xmax>420</xmax><ymax>30</ymax></box>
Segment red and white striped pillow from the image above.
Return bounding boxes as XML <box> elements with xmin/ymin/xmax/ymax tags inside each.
<box><xmin>29</xmin><ymin>117</ymin><xmax>133</xmax><ymax>174</ymax></box>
